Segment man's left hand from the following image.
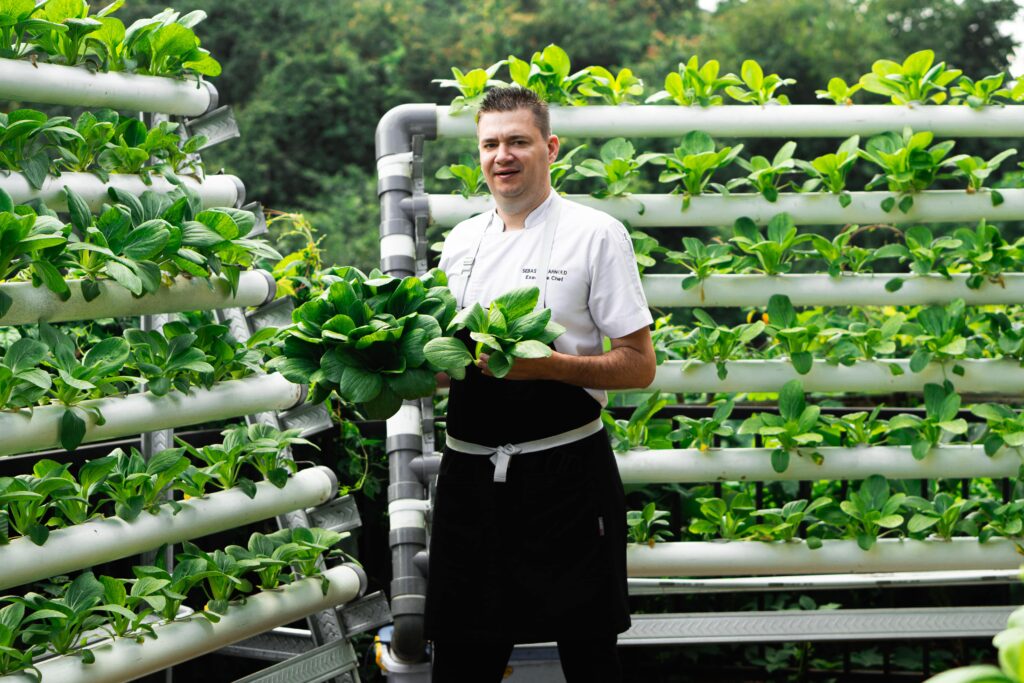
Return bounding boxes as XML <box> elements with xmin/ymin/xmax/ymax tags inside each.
<box><xmin>477</xmin><ymin>352</ymin><xmax>562</xmax><ymax>381</ymax></box>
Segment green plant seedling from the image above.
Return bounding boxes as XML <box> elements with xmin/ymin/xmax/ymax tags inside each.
<box><xmin>764</xmin><ymin>294</ymin><xmax>823</xmax><ymax>375</ymax></box>
<box><xmin>663</xmin><ymin>236</ymin><xmax>733</xmax><ymax>297</ymax></box>
<box><xmin>124</xmin><ymin>325</ymin><xmax>213</xmax><ymax>397</ymax></box>
<box><xmin>749</xmin><ymin>497</ymin><xmax>833</xmax><ymax>546</ymax></box>
<box><xmin>809</xmin><ymin>225</ymin><xmax>895</xmax><ymax>276</ymax></box>
<box><xmin>821</xmin><ymin>313</ymin><xmax>905</xmax><ymax>367</ymax></box>
<box><xmin>730</xmin><ymin>213</ymin><xmax>810</xmax><ymax>275</ymax></box>
<box><xmin>795</xmin><ymin>135</ymin><xmax>859</xmax><ymax>207</ymax></box>
<box><xmin>46</xmin><ymin>454</ymin><xmax>116</xmax><ymax>527</ymax></box>
<box><xmin>630</xmin><ymin>230</ymin><xmax>661</xmax><ymax>274</ymax></box>
<box><xmin>819</xmin><ymin>407</ymin><xmax>888</xmax><ymax>448</ymax></box>
<box><xmin>648</xmin><ymin>131</ymin><xmax>744</xmax><ymax>209</ymax></box>
<box><xmin>678</xmin><ymin>307</ymin><xmax>765</xmax><ymax>380</ymax></box>
<box><xmin>646</xmin><ymin>56</ymin><xmax>741</xmax><ymax>106</ymax></box>
<box><xmin>952</xmin><ymin>220</ymin><xmax>1023</xmax><ymax>289</ymax></box>
<box><xmin>177</xmin><ymin>541</ymin><xmax>254</xmax><ymax>619</ymax></box>
<box><xmin>858</xmin><ymin>128</ymin><xmax>957</xmax><ymax>212</ymax></box>
<box><xmin>949</xmin><ymin>72</ymin><xmax>1013</xmax><ymax>108</ymax></box>
<box><xmin>815</xmin><ymin>77</ymin><xmax>861</xmax><ymax>105</ymax></box>
<box><xmin>426</xmin><ymin>285</ymin><xmax>565</xmax><ymax>380</ymax></box>
<box><xmin>0</xmin><ymin>465</ymin><xmax>78</xmax><ymax>545</ymax></box>
<box><xmin>689</xmin><ymin>491</ymin><xmax>756</xmax><ymax>540</ymax></box>
<box><xmin>97</xmin><ymin>574</ymin><xmax>155</xmax><ymax>640</ymax></box>
<box><xmin>831</xmin><ymin>474</ymin><xmax>906</xmax><ymax>550</ymax></box>
<box><xmin>435</xmin><ymin>154</ymin><xmax>487</xmax><ymax>198</ymax></box>
<box><xmin>0</xmin><ymin>190</ymin><xmax>69</xmax><ymax>315</ymax></box>
<box><xmin>0</xmin><ymin>336</ymin><xmax>52</xmax><ymax>409</ymax></box>
<box><xmin>133</xmin><ymin>557</ymin><xmax>208</xmax><ymax>622</ymax></box>
<box><xmin>883</xmin><ymin>225</ymin><xmax>962</xmax><ymax>292</ymax></box>
<box><xmin>0</xmin><ymin>0</ymin><xmax>64</xmax><ymax>60</ymax></box>
<box><xmin>0</xmin><ymin>108</ymin><xmax>83</xmax><ymax>189</ymax></box>
<box><xmin>888</xmin><ymin>382</ymin><xmax>968</xmax><ymax>460</ymax></box>
<box><xmin>902</xmin><ymin>298</ymin><xmax>981</xmax><ymax>373</ymax></box>
<box><xmin>0</xmin><ymin>600</ymin><xmax>44</xmax><ymax>677</ymax></box>
<box><xmin>433</xmin><ymin>60</ymin><xmax>507</xmax><ymax>113</ymax></box>
<box><xmin>970</xmin><ymin>499</ymin><xmax>1024</xmax><ymax>543</ymax></box>
<box><xmin>507</xmin><ymin>43</ymin><xmax>590</xmax><ymax>105</ymax></box>
<box><xmin>944</xmin><ymin>149</ymin><xmax>1017</xmax><ymax>205</ymax></box>
<box><xmin>16</xmin><ymin>571</ymin><xmax>113</xmax><ymax>663</ymax></box>
<box><xmin>221</xmin><ymin>422</ymin><xmax>309</xmax><ymax>489</ymax></box>
<box><xmin>903</xmin><ymin>492</ymin><xmax>976</xmax><ymax>540</ymax></box>
<box><xmin>970</xmin><ymin>403</ymin><xmax>1024</xmax><ymax>456</ymax></box>
<box><xmin>578</xmin><ymin>66</ymin><xmax>644</xmax><ymax>105</ymax></box>
<box><xmin>725</xmin><ymin>59</ymin><xmax>795</xmax><ymax>105</ymax></box>
<box><xmin>572</xmin><ymin>137</ymin><xmax>658</xmax><ymax>203</ymax></box>
<box><xmin>289</xmin><ymin>527</ymin><xmax>348</xmax><ymax>587</ymax></box>
<box><xmin>738</xmin><ymin>379</ymin><xmax>825</xmax><ymax>472</ymax></box>
<box><xmin>627</xmin><ymin>502</ymin><xmax>672</xmax><ymax>547</ymax></box>
<box><xmin>668</xmin><ymin>400</ymin><xmax>734</xmax><ymax>451</ymax></box>
<box><xmin>858</xmin><ymin>50</ymin><xmax>961</xmax><ymax>104</ymax></box>
<box><xmin>602</xmin><ymin>392</ymin><xmax>669</xmax><ymax>452</ymax></box>
<box><xmin>99</xmin><ymin>8</ymin><xmax>221</xmax><ymax>78</ymax></box>
<box><xmin>100</xmin><ymin>446</ymin><xmax>190</xmax><ymax>521</ymax></box>
<box><xmin>731</xmin><ymin>141</ymin><xmax>798</xmax><ymax>202</ymax></box>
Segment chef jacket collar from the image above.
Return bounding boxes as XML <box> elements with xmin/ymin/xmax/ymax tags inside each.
<box><xmin>489</xmin><ymin>189</ymin><xmax>559</xmax><ymax>232</ymax></box>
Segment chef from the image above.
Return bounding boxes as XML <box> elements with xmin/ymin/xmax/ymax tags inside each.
<box><xmin>426</xmin><ymin>86</ymin><xmax>656</xmax><ymax>683</ymax></box>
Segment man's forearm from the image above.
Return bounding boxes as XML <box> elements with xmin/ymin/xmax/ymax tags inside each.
<box><xmin>547</xmin><ymin>346</ymin><xmax>654</xmax><ymax>390</ymax></box>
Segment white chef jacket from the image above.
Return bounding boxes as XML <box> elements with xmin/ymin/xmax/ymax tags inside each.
<box><xmin>438</xmin><ymin>190</ymin><xmax>653</xmax><ymax>405</ymax></box>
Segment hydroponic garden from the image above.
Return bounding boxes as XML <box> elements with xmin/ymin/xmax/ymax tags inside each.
<box><xmin>2</xmin><ymin>1</ymin><xmax>1024</xmax><ymax>680</ymax></box>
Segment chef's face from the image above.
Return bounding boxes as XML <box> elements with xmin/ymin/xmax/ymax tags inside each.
<box><xmin>477</xmin><ymin>108</ymin><xmax>559</xmax><ymax>211</ymax></box>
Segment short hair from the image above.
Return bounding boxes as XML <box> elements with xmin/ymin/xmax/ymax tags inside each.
<box><xmin>476</xmin><ymin>87</ymin><xmax>551</xmax><ymax>138</ymax></box>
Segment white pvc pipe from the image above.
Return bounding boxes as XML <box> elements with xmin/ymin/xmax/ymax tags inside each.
<box><xmin>0</xmin><ymin>271</ymin><xmax>274</xmax><ymax>326</ymax></box>
<box><xmin>0</xmin><ymin>565</ymin><xmax>363</xmax><ymax>683</ymax></box>
<box><xmin>0</xmin><ymin>172</ymin><xmax>241</xmax><ymax>212</ymax></box>
<box><xmin>0</xmin><ymin>59</ymin><xmax>214</xmax><ymax>117</ymax></box>
<box><xmin>647</xmin><ymin>359</ymin><xmax>1024</xmax><ymax>394</ymax></box>
<box><xmin>427</xmin><ymin>189</ymin><xmax>1024</xmax><ymax>228</ymax></box>
<box><xmin>615</xmin><ymin>446</ymin><xmax>1021</xmax><ymax>484</ymax></box>
<box><xmin>436</xmin><ymin>104</ymin><xmax>1024</xmax><ymax>139</ymax></box>
<box><xmin>0</xmin><ymin>467</ymin><xmax>337</xmax><ymax>591</ymax></box>
<box><xmin>627</xmin><ymin>538</ymin><xmax>1022</xmax><ymax>577</ymax></box>
<box><xmin>644</xmin><ymin>273</ymin><xmax>1024</xmax><ymax>309</ymax></box>
<box><xmin>0</xmin><ymin>374</ymin><xmax>304</xmax><ymax>457</ymax></box>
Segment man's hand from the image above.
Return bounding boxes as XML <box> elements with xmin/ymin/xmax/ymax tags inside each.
<box><xmin>476</xmin><ymin>326</ymin><xmax>656</xmax><ymax>389</ymax></box>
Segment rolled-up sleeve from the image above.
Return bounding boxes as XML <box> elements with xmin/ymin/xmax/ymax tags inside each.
<box><xmin>587</xmin><ymin>220</ymin><xmax>654</xmax><ymax>339</ymax></box>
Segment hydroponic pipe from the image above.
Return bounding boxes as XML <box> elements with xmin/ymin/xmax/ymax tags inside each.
<box><xmin>645</xmin><ymin>359</ymin><xmax>1024</xmax><ymax>395</ymax></box>
<box><xmin>0</xmin><ymin>172</ymin><xmax>242</xmax><ymax>212</ymax></box>
<box><xmin>626</xmin><ymin>538</ymin><xmax>1022</xmax><ymax>578</ymax></box>
<box><xmin>0</xmin><ymin>374</ymin><xmax>304</xmax><ymax>457</ymax></box>
<box><xmin>615</xmin><ymin>446</ymin><xmax>1021</xmax><ymax>484</ymax></box>
<box><xmin>0</xmin><ymin>271</ymin><xmax>275</xmax><ymax>326</ymax></box>
<box><xmin>0</xmin><ymin>564</ymin><xmax>366</xmax><ymax>683</ymax></box>
<box><xmin>0</xmin><ymin>59</ymin><xmax>216</xmax><ymax>116</ymax></box>
<box><xmin>377</xmin><ymin>105</ymin><xmax>438</xmax><ymax>665</ymax></box>
<box><xmin>643</xmin><ymin>273</ymin><xmax>1024</xmax><ymax>309</ymax></box>
<box><xmin>426</xmin><ymin>189</ymin><xmax>1024</xmax><ymax>228</ymax></box>
<box><xmin>435</xmin><ymin>104</ymin><xmax>1024</xmax><ymax>139</ymax></box>
<box><xmin>0</xmin><ymin>466</ymin><xmax>337</xmax><ymax>590</ymax></box>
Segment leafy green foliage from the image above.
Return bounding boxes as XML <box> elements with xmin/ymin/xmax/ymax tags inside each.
<box><xmin>649</xmin><ymin>131</ymin><xmax>743</xmax><ymax>208</ymax></box>
<box><xmin>689</xmin><ymin>491</ymin><xmax>755</xmax><ymax>540</ymax></box>
<box><xmin>278</xmin><ymin>267</ymin><xmax>455</xmax><ymax>419</ymax></box>
<box><xmin>578</xmin><ymin>66</ymin><xmax>643</xmax><ymax>105</ymax></box>
<box><xmin>663</xmin><ymin>236</ymin><xmax>734</xmax><ymax>293</ymax></box>
<box><xmin>602</xmin><ymin>392</ymin><xmax>668</xmax><ymax>452</ymax></box>
<box><xmin>949</xmin><ymin>72</ymin><xmax>1013</xmax><ymax>107</ymax></box>
<box><xmin>427</xmin><ymin>285</ymin><xmax>565</xmax><ymax>380</ymax></box>
<box><xmin>725</xmin><ymin>59</ymin><xmax>795</xmax><ymax>105</ymax></box>
<box><xmin>646</xmin><ymin>56</ymin><xmax>740</xmax><ymax>106</ymax></box>
<box><xmin>730</xmin><ymin>213</ymin><xmax>809</xmax><ymax>275</ymax></box>
<box><xmin>678</xmin><ymin>307</ymin><xmax>765</xmax><ymax>380</ymax></box>
<box><xmin>435</xmin><ymin>154</ymin><xmax>486</xmax><ymax>199</ymax></box>
<box><xmin>858</xmin><ymin>128</ymin><xmax>957</xmax><ymax>212</ymax></box>
<box><xmin>795</xmin><ymin>135</ymin><xmax>859</xmax><ymax>206</ymax></box>
<box><xmin>904</xmin><ymin>492</ymin><xmax>976</xmax><ymax>540</ymax></box>
<box><xmin>732</xmin><ymin>141</ymin><xmax>798</xmax><ymax>202</ymax></box>
<box><xmin>749</xmin><ymin>497</ymin><xmax>832</xmax><ymax>545</ymax></box>
<box><xmin>945</xmin><ymin>148</ymin><xmax>1017</xmax><ymax>203</ymax></box>
<box><xmin>572</xmin><ymin>137</ymin><xmax>657</xmax><ymax>199</ymax></box>
<box><xmin>507</xmin><ymin>43</ymin><xmax>589</xmax><ymax>105</ymax></box>
<box><xmin>823</xmin><ymin>475</ymin><xmax>906</xmax><ymax>550</ymax></box>
<box><xmin>858</xmin><ymin>50</ymin><xmax>961</xmax><ymax>104</ymax></box>
<box><xmin>970</xmin><ymin>403</ymin><xmax>1024</xmax><ymax>456</ymax></box>
<box><xmin>738</xmin><ymin>380</ymin><xmax>825</xmax><ymax>472</ymax></box>
<box><xmin>432</xmin><ymin>60</ymin><xmax>506</xmax><ymax>112</ymax></box>
<box><xmin>888</xmin><ymin>382</ymin><xmax>968</xmax><ymax>460</ymax></box>
<box><xmin>626</xmin><ymin>502</ymin><xmax>672</xmax><ymax>546</ymax></box>
<box><xmin>668</xmin><ymin>400</ymin><xmax>734</xmax><ymax>451</ymax></box>
<box><xmin>815</xmin><ymin>77</ymin><xmax>861</xmax><ymax>105</ymax></box>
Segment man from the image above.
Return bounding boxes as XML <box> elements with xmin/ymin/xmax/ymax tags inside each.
<box><xmin>426</xmin><ymin>86</ymin><xmax>656</xmax><ymax>682</ymax></box>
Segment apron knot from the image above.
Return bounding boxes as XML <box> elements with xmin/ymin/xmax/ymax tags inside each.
<box><xmin>490</xmin><ymin>443</ymin><xmax>521</xmax><ymax>483</ymax></box>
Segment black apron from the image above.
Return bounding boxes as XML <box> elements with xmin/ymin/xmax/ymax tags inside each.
<box><xmin>424</xmin><ymin>338</ymin><xmax>631</xmax><ymax>643</ymax></box>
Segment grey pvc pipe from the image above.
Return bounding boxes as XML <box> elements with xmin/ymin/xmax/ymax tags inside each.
<box><xmin>643</xmin><ymin>273</ymin><xmax>1024</xmax><ymax>309</ymax></box>
<box><xmin>0</xmin><ymin>373</ymin><xmax>304</xmax><ymax>457</ymax></box>
<box><xmin>0</xmin><ymin>171</ymin><xmax>241</xmax><ymax>212</ymax></box>
<box><xmin>426</xmin><ymin>189</ymin><xmax>1024</xmax><ymax>228</ymax></box>
<box><xmin>0</xmin><ymin>466</ymin><xmax>338</xmax><ymax>590</ymax></box>
<box><xmin>0</xmin><ymin>564</ymin><xmax>364</xmax><ymax>683</ymax></box>
<box><xmin>0</xmin><ymin>59</ymin><xmax>215</xmax><ymax>116</ymax></box>
<box><xmin>615</xmin><ymin>446</ymin><xmax>1022</xmax><ymax>484</ymax></box>
<box><xmin>645</xmin><ymin>359</ymin><xmax>1024</xmax><ymax>395</ymax></box>
<box><xmin>435</xmin><ymin>104</ymin><xmax>1024</xmax><ymax>139</ymax></box>
<box><xmin>626</xmin><ymin>538</ymin><xmax>1024</xmax><ymax>577</ymax></box>
<box><xmin>0</xmin><ymin>271</ymin><xmax>275</xmax><ymax>326</ymax></box>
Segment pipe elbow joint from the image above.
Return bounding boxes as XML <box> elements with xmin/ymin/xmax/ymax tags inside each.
<box><xmin>375</xmin><ymin>104</ymin><xmax>438</xmax><ymax>158</ymax></box>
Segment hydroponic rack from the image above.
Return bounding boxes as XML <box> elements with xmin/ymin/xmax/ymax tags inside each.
<box><xmin>0</xmin><ymin>57</ymin><xmax>372</xmax><ymax>683</ymax></box>
<box><xmin>375</xmin><ymin>102</ymin><xmax>1024</xmax><ymax>672</ymax></box>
